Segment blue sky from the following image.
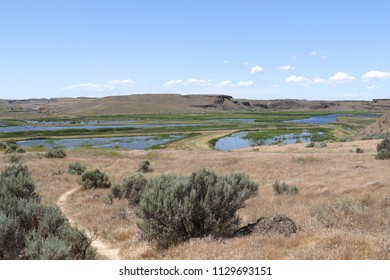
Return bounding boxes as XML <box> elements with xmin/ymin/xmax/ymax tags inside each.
<box><xmin>1</xmin><ymin>0</ymin><xmax>390</xmax><ymax>100</ymax></box>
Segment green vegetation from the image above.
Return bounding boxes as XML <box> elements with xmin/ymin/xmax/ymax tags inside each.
<box><xmin>68</xmin><ymin>162</ymin><xmax>87</xmax><ymax>175</ymax></box>
<box><xmin>0</xmin><ymin>140</ymin><xmax>25</xmax><ymax>154</ymax></box>
<box><xmin>137</xmin><ymin>169</ymin><xmax>258</xmax><ymax>248</ymax></box>
<box><xmin>78</xmin><ymin>169</ymin><xmax>111</xmax><ymax>189</ymax></box>
<box><xmin>0</xmin><ymin>163</ymin><xmax>96</xmax><ymax>259</ymax></box>
<box><xmin>376</xmin><ymin>138</ymin><xmax>390</xmax><ymax>160</ymax></box>
<box><xmin>111</xmin><ymin>174</ymin><xmax>148</xmax><ymax>206</ymax></box>
<box><xmin>244</xmin><ymin>128</ymin><xmax>333</xmax><ymax>144</ymax></box>
<box><xmin>45</xmin><ymin>146</ymin><xmax>66</xmax><ymax>158</ymax></box>
<box><xmin>138</xmin><ymin>160</ymin><xmax>152</xmax><ymax>173</ymax></box>
<box><xmin>273</xmin><ymin>180</ymin><xmax>299</xmax><ymax>195</ymax></box>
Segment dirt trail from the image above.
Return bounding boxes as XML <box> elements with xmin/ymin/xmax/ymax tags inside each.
<box><xmin>166</xmin><ymin>130</ymin><xmax>236</xmax><ymax>150</ymax></box>
<box><xmin>57</xmin><ymin>187</ymin><xmax>121</xmax><ymax>260</ymax></box>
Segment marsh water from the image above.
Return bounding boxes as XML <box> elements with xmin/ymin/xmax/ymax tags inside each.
<box><xmin>17</xmin><ymin>135</ymin><xmax>183</xmax><ymax>150</ymax></box>
<box><xmin>285</xmin><ymin>114</ymin><xmax>338</xmax><ymax>124</ymax></box>
<box><xmin>10</xmin><ymin>115</ymin><xmax>338</xmax><ymax>150</ymax></box>
<box><xmin>214</xmin><ymin>130</ymin><xmax>321</xmax><ymax>151</ymax></box>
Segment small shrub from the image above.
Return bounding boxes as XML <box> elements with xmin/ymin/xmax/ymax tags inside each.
<box><xmin>138</xmin><ymin>169</ymin><xmax>258</xmax><ymax>248</ymax></box>
<box><xmin>5</xmin><ymin>143</ymin><xmax>25</xmax><ymax>154</ymax></box>
<box><xmin>138</xmin><ymin>160</ymin><xmax>152</xmax><ymax>173</ymax></box>
<box><xmin>355</xmin><ymin>148</ymin><xmax>364</xmax><ymax>154</ymax></box>
<box><xmin>305</xmin><ymin>142</ymin><xmax>315</xmax><ymax>148</ymax></box>
<box><xmin>122</xmin><ymin>174</ymin><xmax>148</xmax><ymax>206</ymax></box>
<box><xmin>8</xmin><ymin>154</ymin><xmax>22</xmax><ymax>163</ymax></box>
<box><xmin>376</xmin><ymin>138</ymin><xmax>390</xmax><ymax>160</ymax></box>
<box><xmin>111</xmin><ymin>184</ymin><xmax>123</xmax><ymax>199</ymax></box>
<box><xmin>78</xmin><ymin>169</ymin><xmax>111</xmax><ymax>189</ymax></box>
<box><xmin>45</xmin><ymin>146</ymin><xmax>66</xmax><ymax>158</ymax></box>
<box><xmin>68</xmin><ymin>162</ymin><xmax>86</xmax><ymax>175</ymax></box>
<box><xmin>273</xmin><ymin>180</ymin><xmax>299</xmax><ymax>195</ymax></box>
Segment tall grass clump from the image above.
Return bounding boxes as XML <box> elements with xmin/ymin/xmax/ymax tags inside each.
<box><xmin>137</xmin><ymin>168</ymin><xmax>258</xmax><ymax>248</ymax></box>
<box><xmin>273</xmin><ymin>180</ymin><xmax>299</xmax><ymax>195</ymax></box>
<box><xmin>45</xmin><ymin>146</ymin><xmax>66</xmax><ymax>158</ymax></box>
<box><xmin>78</xmin><ymin>169</ymin><xmax>111</xmax><ymax>189</ymax></box>
<box><xmin>376</xmin><ymin>138</ymin><xmax>390</xmax><ymax>160</ymax></box>
<box><xmin>0</xmin><ymin>163</ymin><xmax>96</xmax><ymax>259</ymax></box>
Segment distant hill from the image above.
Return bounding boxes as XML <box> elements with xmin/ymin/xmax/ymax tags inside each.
<box><xmin>1</xmin><ymin>94</ymin><xmax>389</xmax><ymax>118</ymax></box>
<box><xmin>362</xmin><ymin>112</ymin><xmax>390</xmax><ymax>136</ymax></box>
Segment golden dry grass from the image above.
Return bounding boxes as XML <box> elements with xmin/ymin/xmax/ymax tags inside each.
<box><xmin>2</xmin><ymin>139</ymin><xmax>390</xmax><ymax>259</ymax></box>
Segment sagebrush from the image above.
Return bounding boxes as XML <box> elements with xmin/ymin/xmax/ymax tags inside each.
<box><xmin>137</xmin><ymin>168</ymin><xmax>258</xmax><ymax>248</ymax></box>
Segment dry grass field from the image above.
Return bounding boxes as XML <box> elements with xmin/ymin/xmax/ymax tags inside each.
<box><xmin>2</xmin><ymin>139</ymin><xmax>390</xmax><ymax>260</ymax></box>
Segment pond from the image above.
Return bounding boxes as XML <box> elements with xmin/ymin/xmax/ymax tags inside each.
<box><xmin>214</xmin><ymin>130</ymin><xmax>324</xmax><ymax>151</ymax></box>
<box><xmin>17</xmin><ymin>135</ymin><xmax>183</xmax><ymax>150</ymax></box>
<box><xmin>286</xmin><ymin>114</ymin><xmax>338</xmax><ymax>124</ymax></box>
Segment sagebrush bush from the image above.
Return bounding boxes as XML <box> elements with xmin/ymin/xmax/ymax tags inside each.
<box><xmin>45</xmin><ymin>146</ymin><xmax>66</xmax><ymax>158</ymax></box>
<box><xmin>8</xmin><ymin>154</ymin><xmax>22</xmax><ymax>163</ymax></box>
<box><xmin>4</xmin><ymin>143</ymin><xmax>25</xmax><ymax>154</ymax></box>
<box><xmin>0</xmin><ymin>163</ymin><xmax>96</xmax><ymax>259</ymax></box>
<box><xmin>273</xmin><ymin>180</ymin><xmax>299</xmax><ymax>195</ymax></box>
<box><xmin>68</xmin><ymin>162</ymin><xmax>87</xmax><ymax>175</ymax></box>
<box><xmin>137</xmin><ymin>168</ymin><xmax>258</xmax><ymax>248</ymax></box>
<box><xmin>118</xmin><ymin>174</ymin><xmax>148</xmax><ymax>206</ymax></box>
<box><xmin>376</xmin><ymin>138</ymin><xmax>390</xmax><ymax>160</ymax></box>
<box><xmin>138</xmin><ymin>160</ymin><xmax>152</xmax><ymax>173</ymax></box>
<box><xmin>0</xmin><ymin>163</ymin><xmax>38</xmax><ymax>199</ymax></box>
<box><xmin>78</xmin><ymin>169</ymin><xmax>111</xmax><ymax>189</ymax></box>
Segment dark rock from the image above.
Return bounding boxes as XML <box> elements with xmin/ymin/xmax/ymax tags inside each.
<box><xmin>234</xmin><ymin>214</ymin><xmax>298</xmax><ymax>237</ymax></box>
<box><xmin>242</xmin><ymin>101</ymin><xmax>251</xmax><ymax>107</ymax></box>
<box><xmin>191</xmin><ymin>104</ymin><xmax>217</xmax><ymax>108</ymax></box>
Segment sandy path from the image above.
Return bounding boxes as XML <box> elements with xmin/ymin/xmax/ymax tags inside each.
<box><xmin>166</xmin><ymin>130</ymin><xmax>236</xmax><ymax>150</ymax></box>
<box><xmin>57</xmin><ymin>187</ymin><xmax>121</xmax><ymax>260</ymax></box>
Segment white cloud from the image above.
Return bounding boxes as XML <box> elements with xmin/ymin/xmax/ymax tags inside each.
<box><xmin>362</xmin><ymin>70</ymin><xmax>390</xmax><ymax>81</ymax></box>
<box><xmin>232</xmin><ymin>81</ymin><xmax>254</xmax><ymax>87</ymax></box>
<box><xmin>163</xmin><ymin>80</ymin><xmax>185</xmax><ymax>87</ymax></box>
<box><xmin>215</xmin><ymin>80</ymin><xmax>254</xmax><ymax>88</ymax></box>
<box><xmin>285</xmin><ymin>75</ymin><xmax>325</xmax><ymax>87</ymax></box>
<box><xmin>243</xmin><ymin>61</ymin><xmax>250</xmax><ymax>66</ymax></box>
<box><xmin>286</xmin><ymin>72</ymin><xmax>356</xmax><ymax>87</ymax></box>
<box><xmin>328</xmin><ymin>72</ymin><xmax>356</xmax><ymax>82</ymax></box>
<box><xmin>250</xmin><ymin>66</ymin><xmax>264</xmax><ymax>74</ymax></box>
<box><xmin>163</xmin><ymin>78</ymin><xmax>212</xmax><ymax>88</ymax></box>
<box><xmin>309</xmin><ymin>50</ymin><xmax>327</xmax><ymax>59</ymax></box>
<box><xmin>278</xmin><ymin>65</ymin><xmax>294</xmax><ymax>71</ymax></box>
<box><xmin>62</xmin><ymin>79</ymin><xmax>135</xmax><ymax>92</ymax></box>
<box><xmin>367</xmin><ymin>85</ymin><xmax>379</xmax><ymax>90</ymax></box>
<box><xmin>286</xmin><ymin>75</ymin><xmax>310</xmax><ymax>84</ymax></box>
<box><xmin>215</xmin><ymin>80</ymin><xmax>231</xmax><ymax>88</ymax></box>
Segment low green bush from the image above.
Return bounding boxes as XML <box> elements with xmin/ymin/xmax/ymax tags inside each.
<box><xmin>111</xmin><ymin>174</ymin><xmax>148</xmax><ymax>207</ymax></box>
<box><xmin>0</xmin><ymin>163</ymin><xmax>96</xmax><ymax>259</ymax></box>
<box><xmin>138</xmin><ymin>160</ymin><xmax>152</xmax><ymax>173</ymax></box>
<box><xmin>137</xmin><ymin>168</ymin><xmax>258</xmax><ymax>248</ymax></box>
<box><xmin>68</xmin><ymin>162</ymin><xmax>87</xmax><ymax>175</ymax></box>
<box><xmin>45</xmin><ymin>146</ymin><xmax>66</xmax><ymax>158</ymax></box>
<box><xmin>376</xmin><ymin>138</ymin><xmax>390</xmax><ymax>160</ymax></box>
<box><xmin>78</xmin><ymin>169</ymin><xmax>111</xmax><ymax>189</ymax></box>
<box><xmin>273</xmin><ymin>180</ymin><xmax>299</xmax><ymax>195</ymax></box>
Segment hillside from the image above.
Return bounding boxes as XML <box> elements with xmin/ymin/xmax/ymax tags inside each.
<box><xmin>363</xmin><ymin>112</ymin><xmax>390</xmax><ymax>136</ymax></box>
<box><xmin>1</xmin><ymin>94</ymin><xmax>390</xmax><ymax>118</ymax></box>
